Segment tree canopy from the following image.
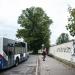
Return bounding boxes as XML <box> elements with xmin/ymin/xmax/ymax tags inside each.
<box><xmin>56</xmin><ymin>33</ymin><xmax>69</xmax><ymax>45</ymax></box>
<box><xmin>66</xmin><ymin>7</ymin><xmax>75</xmax><ymax>37</ymax></box>
<box><xmin>16</xmin><ymin>7</ymin><xmax>53</xmax><ymax>54</ymax></box>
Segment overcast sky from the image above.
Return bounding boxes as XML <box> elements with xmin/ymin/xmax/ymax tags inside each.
<box><xmin>0</xmin><ymin>0</ymin><xmax>75</xmax><ymax>44</ymax></box>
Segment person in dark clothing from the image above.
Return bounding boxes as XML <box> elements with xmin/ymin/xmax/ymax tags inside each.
<box><xmin>42</xmin><ymin>49</ymin><xmax>46</xmax><ymax>61</ymax></box>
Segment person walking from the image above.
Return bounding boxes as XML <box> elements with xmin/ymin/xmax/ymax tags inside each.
<box><xmin>42</xmin><ymin>48</ymin><xmax>46</xmax><ymax>61</ymax></box>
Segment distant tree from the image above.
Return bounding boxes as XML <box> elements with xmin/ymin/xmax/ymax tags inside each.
<box><xmin>56</xmin><ymin>33</ymin><xmax>69</xmax><ymax>45</ymax></box>
<box><xmin>16</xmin><ymin>7</ymin><xmax>53</xmax><ymax>54</ymax></box>
<box><xmin>66</xmin><ymin>7</ymin><xmax>75</xmax><ymax>37</ymax></box>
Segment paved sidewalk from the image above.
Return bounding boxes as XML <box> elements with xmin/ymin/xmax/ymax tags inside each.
<box><xmin>38</xmin><ymin>55</ymin><xmax>75</xmax><ymax>75</ymax></box>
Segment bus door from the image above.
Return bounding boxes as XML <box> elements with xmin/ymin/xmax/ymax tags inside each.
<box><xmin>7</xmin><ymin>44</ymin><xmax>14</xmax><ymax>66</ymax></box>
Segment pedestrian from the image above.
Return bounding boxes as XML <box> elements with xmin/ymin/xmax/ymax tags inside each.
<box><xmin>42</xmin><ymin>48</ymin><xmax>46</xmax><ymax>61</ymax></box>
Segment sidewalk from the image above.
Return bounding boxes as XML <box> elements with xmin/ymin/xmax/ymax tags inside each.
<box><xmin>38</xmin><ymin>55</ymin><xmax>75</xmax><ymax>75</ymax></box>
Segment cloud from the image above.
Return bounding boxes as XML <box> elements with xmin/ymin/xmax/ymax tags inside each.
<box><xmin>0</xmin><ymin>0</ymin><xmax>75</xmax><ymax>43</ymax></box>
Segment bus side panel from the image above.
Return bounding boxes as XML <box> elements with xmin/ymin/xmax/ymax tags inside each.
<box><xmin>0</xmin><ymin>37</ymin><xmax>3</xmax><ymax>55</ymax></box>
<box><xmin>14</xmin><ymin>42</ymin><xmax>28</xmax><ymax>63</ymax></box>
<box><xmin>0</xmin><ymin>55</ymin><xmax>9</xmax><ymax>70</ymax></box>
<box><xmin>3</xmin><ymin>38</ymin><xmax>15</xmax><ymax>69</ymax></box>
<box><xmin>0</xmin><ymin>37</ymin><xmax>3</xmax><ymax>70</ymax></box>
<box><xmin>0</xmin><ymin>56</ymin><xmax>8</xmax><ymax>70</ymax></box>
<box><xmin>0</xmin><ymin>59</ymin><xmax>2</xmax><ymax>69</ymax></box>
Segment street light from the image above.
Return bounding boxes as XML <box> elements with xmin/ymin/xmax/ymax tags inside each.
<box><xmin>41</xmin><ymin>44</ymin><xmax>44</xmax><ymax>52</ymax></box>
<box><xmin>73</xmin><ymin>41</ymin><xmax>75</xmax><ymax>53</ymax></box>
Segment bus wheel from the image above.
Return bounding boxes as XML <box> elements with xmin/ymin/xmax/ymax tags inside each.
<box><xmin>15</xmin><ymin>57</ymin><xmax>19</xmax><ymax>66</ymax></box>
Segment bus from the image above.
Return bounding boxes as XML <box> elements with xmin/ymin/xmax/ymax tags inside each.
<box><xmin>0</xmin><ymin>37</ymin><xmax>28</xmax><ymax>70</ymax></box>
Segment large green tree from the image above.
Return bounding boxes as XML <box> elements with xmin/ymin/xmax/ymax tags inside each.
<box><xmin>56</xmin><ymin>33</ymin><xmax>69</xmax><ymax>45</ymax></box>
<box><xmin>66</xmin><ymin>7</ymin><xmax>75</xmax><ymax>36</ymax></box>
<box><xmin>16</xmin><ymin>7</ymin><xmax>53</xmax><ymax>54</ymax></box>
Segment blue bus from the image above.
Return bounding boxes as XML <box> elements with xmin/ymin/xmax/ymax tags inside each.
<box><xmin>0</xmin><ymin>37</ymin><xmax>28</xmax><ymax>70</ymax></box>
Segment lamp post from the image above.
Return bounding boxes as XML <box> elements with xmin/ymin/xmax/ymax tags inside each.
<box><xmin>73</xmin><ymin>41</ymin><xmax>75</xmax><ymax>53</ymax></box>
<box><xmin>41</xmin><ymin>44</ymin><xmax>44</xmax><ymax>52</ymax></box>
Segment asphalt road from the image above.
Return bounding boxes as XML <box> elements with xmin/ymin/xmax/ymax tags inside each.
<box><xmin>0</xmin><ymin>55</ymin><xmax>38</xmax><ymax>75</ymax></box>
<box><xmin>1</xmin><ymin>55</ymin><xmax>75</xmax><ymax>75</ymax></box>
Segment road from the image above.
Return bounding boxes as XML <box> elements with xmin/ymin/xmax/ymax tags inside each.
<box><xmin>0</xmin><ymin>55</ymin><xmax>38</xmax><ymax>75</ymax></box>
<box><xmin>39</xmin><ymin>55</ymin><xmax>75</xmax><ymax>75</ymax></box>
<box><xmin>1</xmin><ymin>55</ymin><xmax>75</xmax><ymax>75</ymax></box>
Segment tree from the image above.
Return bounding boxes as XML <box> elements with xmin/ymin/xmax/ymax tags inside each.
<box><xmin>16</xmin><ymin>7</ymin><xmax>53</xmax><ymax>54</ymax></box>
<box><xmin>66</xmin><ymin>7</ymin><xmax>75</xmax><ymax>36</ymax></box>
<box><xmin>56</xmin><ymin>33</ymin><xmax>69</xmax><ymax>45</ymax></box>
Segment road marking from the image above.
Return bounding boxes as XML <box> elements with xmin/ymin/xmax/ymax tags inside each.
<box><xmin>35</xmin><ymin>56</ymin><xmax>39</xmax><ymax>75</ymax></box>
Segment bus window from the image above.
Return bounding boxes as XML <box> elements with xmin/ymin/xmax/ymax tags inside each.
<box><xmin>20</xmin><ymin>42</ymin><xmax>26</xmax><ymax>47</ymax></box>
<box><xmin>3</xmin><ymin>43</ymin><xmax>14</xmax><ymax>55</ymax></box>
<box><xmin>14</xmin><ymin>42</ymin><xmax>26</xmax><ymax>54</ymax></box>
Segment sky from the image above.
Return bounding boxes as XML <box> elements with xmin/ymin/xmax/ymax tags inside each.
<box><xmin>0</xmin><ymin>0</ymin><xmax>75</xmax><ymax>44</ymax></box>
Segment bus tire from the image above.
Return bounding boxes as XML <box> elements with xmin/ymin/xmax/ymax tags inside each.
<box><xmin>15</xmin><ymin>57</ymin><xmax>19</xmax><ymax>66</ymax></box>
